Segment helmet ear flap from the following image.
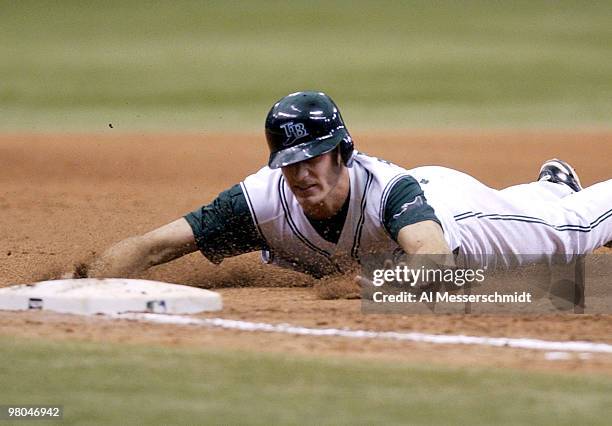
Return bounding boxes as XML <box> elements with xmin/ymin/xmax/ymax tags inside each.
<box><xmin>340</xmin><ymin>136</ymin><xmax>354</xmax><ymax>167</ymax></box>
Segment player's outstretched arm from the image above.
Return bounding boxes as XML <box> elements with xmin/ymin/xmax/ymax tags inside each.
<box><xmin>77</xmin><ymin>218</ymin><xmax>198</xmax><ymax>279</ymax></box>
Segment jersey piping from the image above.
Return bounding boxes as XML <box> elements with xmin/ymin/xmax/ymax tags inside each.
<box><xmin>351</xmin><ymin>169</ymin><xmax>373</xmax><ymax>259</ymax></box>
<box><xmin>240</xmin><ymin>181</ymin><xmax>269</xmax><ymax>247</ymax></box>
<box><xmin>453</xmin><ymin>209</ymin><xmax>612</xmax><ymax>232</ymax></box>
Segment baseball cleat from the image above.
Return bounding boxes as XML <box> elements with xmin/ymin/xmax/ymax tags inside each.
<box><xmin>538</xmin><ymin>159</ymin><xmax>583</xmax><ymax>192</ymax></box>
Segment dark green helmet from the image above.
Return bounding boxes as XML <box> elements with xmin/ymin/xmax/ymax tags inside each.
<box><xmin>265</xmin><ymin>91</ymin><xmax>354</xmax><ymax>169</ymax></box>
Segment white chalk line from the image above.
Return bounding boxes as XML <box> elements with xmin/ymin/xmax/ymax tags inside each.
<box><xmin>111</xmin><ymin>313</ymin><xmax>612</xmax><ymax>355</ymax></box>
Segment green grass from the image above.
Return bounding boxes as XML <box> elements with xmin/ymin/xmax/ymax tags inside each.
<box><xmin>0</xmin><ymin>336</ymin><xmax>611</xmax><ymax>425</ymax></box>
<box><xmin>1</xmin><ymin>1</ymin><xmax>612</xmax><ymax>131</ymax></box>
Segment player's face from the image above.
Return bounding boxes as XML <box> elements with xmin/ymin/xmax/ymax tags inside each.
<box><xmin>281</xmin><ymin>150</ymin><xmax>348</xmax><ymax>217</ymax></box>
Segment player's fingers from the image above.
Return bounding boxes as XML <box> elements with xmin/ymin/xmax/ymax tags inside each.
<box><xmin>354</xmin><ymin>275</ymin><xmax>372</xmax><ymax>287</ymax></box>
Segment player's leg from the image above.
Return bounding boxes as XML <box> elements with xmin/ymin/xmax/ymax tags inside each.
<box><xmin>410</xmin><ymin>164</ymin><xmax>610</xmax><ymax>262</ymax></box>
<box><xmin>501</xmin><ymin>159</ymin><xmax>579</xmax><ymax>202</ymax></box>
<box><xmin>515</xmin><ymin>159</ymin><xmax>611</xmax><ymax>253</ymax></box>
<box><xmin>452</xmin><ymin>159</ymin><xmax>608</xmax><ymax>259</ymax></box>
<box><xmin>532</xmin><ymin>159</ymin><xmax>611</xmax><ymax>252</ymax></box>
<box><xmin>558</xmin><ymin>178</ymin><xmax>612</xmax><ymax>252</ymax></box>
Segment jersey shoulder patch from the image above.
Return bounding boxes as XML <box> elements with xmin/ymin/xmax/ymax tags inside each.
<box><xmin>392</xmin><ymin>195</ymin><xmax>425</xmax><ymax>219</ymax></box>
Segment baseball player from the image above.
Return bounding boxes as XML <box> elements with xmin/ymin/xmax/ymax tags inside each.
<box><xmin>77</xmin><ymin>91</ymin><xmax>612</xmax><ymax>280</ymax></box>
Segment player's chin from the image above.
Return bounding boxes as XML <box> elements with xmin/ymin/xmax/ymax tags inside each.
<box><xmin>295</xmin><ymin>195</ymin><xmax>321</xmax><ymax>209</ymax></box>
<box><xmin>296</xmin><ymin>195</ymin><xmax>325</xmax><ymax>214</ymax></box>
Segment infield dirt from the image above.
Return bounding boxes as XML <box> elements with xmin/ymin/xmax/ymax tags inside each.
<box><xmin>1</xmin><ymin>131</ymin><xmax>611</xmax><ymax>373</ymax></box>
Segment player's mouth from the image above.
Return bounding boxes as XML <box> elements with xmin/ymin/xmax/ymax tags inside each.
<box><xmin>293</xmin><ymin>183</ymin><xmax>318</xmax><ymax>196</ymax></box>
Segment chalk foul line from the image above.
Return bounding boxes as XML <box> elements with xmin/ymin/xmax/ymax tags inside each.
<box><xmin>109</xmin><ymin>313</ymin><xmax>612</xmax><ymax>354</ymax></box>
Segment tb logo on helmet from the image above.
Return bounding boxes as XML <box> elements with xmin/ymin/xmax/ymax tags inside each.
<box><xmin>280</xmin><ymin>122</ymin><xmax>309</xmax><ymax>145</ymax></box>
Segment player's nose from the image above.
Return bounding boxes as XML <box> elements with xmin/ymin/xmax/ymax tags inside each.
<box><xmin>293</xmin><ymin>161</ymin><xmax>310</xmax><ymax>181</ymax></box>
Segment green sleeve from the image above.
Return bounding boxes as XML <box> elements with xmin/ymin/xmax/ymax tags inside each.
<box><xmin>184</xmin><ymin>184</ymin><xmax>266</xmax><ymax>264</ymax></box>
<box><xmin>383</xmin><ymin>176</ymin><xmax>442</xmax><ymax>241</ymax></box>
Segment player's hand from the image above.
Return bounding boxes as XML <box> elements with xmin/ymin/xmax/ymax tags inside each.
<box><xmin>314</xmin><ymin>273</ymin><xmax>361</xmax><ymax>299</ymax></box>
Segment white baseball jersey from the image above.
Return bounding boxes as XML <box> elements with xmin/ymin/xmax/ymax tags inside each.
<box><xmin>242</xmin><ymin>152</ymin><xmax>456</xmax><ymax>276</ymax></box>
<box><xmin>241</xmin><ymin>152</ymin><xmax>612</xmax><ymax>274</ymax></box>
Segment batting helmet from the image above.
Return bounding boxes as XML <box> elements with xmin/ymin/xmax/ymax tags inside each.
<box><xmin>265</xmin><ymin>91</ymin><xmax>354</xmax><ymax>169</ymax></box>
